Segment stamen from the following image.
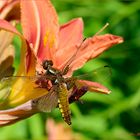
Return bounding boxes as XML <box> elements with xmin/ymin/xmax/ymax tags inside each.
<box><xmin>95</xmin><ymin>23</ymin><xmax>109</xmax><ymax>36</ymax></box>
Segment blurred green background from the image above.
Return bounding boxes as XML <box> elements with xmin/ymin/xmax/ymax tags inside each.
<box><xmin>0</xmin><ymin>0</ymin><xmax>140</xmax><ymax>139</ymax></box>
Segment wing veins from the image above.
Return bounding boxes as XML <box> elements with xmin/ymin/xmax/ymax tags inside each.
<box><xmin>75</xmin><ymin>65</ymin><xmax>112</xmax><ymax>82</ymax></box>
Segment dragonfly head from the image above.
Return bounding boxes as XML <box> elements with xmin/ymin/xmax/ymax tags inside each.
<box><xmin>42</xmin><ymin>60</ymin><xmax>53</xmax><ymax>70</ymax></box>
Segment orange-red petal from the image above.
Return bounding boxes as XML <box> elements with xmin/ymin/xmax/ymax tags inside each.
<box><xmin>0</xmin><ymin>19</ymin><xmax>37</xmax><ymax>75</ymax></box>
<box><xmin>68</xmin><ymin>34</ymin><xmax>123</xmax><ymax>75</ymax></box>
<box><xmin>56</xmin><ymin>18</ymin><xmax>83</xmax><ymax>68</ymax></box>
<box><xmin>20</xmin><ymin>0</ymin><xmax>41</xmax><ymax>54</ymax></box>
<box><xmin>21</xmin><ymin>0</ymin><xmax>59</xmax><ymax>62</ymax></box>
<box><xmin>0</xmin><ymin>19</ymin><xmax>21</xmax><ymax>37</ymax></box>
<box><xmin>36</xmin><ymin>0</ymin><xmax>59</xmax><ymax>62</ymax></box>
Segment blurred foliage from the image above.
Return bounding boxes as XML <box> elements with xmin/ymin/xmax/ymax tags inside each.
<box><xmin>0</xmin><ymin>0</ymin><xmax>140</xmax><ymax>139</ymax></box>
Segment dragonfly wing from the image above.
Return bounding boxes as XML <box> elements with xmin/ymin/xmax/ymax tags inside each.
<box><xmin>0</xmin><ymin>76</ymin><xmax>49</xmax><ymax>103</ymax></box>
<box><xmin>33</xmin><ymin>86</ymin><xmax>58</xmax><ymax>112</ymax></box>
<box><xmin>75</xmin><ymin>65</ymin><xmax>111</xmax><ymax>83</ymax></box>
<box><xmin>0</xmin><ymin>77</ymin><xmax>13</xmax><ymax>102</ymax></box>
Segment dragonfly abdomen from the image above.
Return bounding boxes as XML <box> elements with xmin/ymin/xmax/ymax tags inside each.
<box><xmin>58</xmin><ymin>83</ymin><xmax>71</xmax><ymax>125</ymax></box>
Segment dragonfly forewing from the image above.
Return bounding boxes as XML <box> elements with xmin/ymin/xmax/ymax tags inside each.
<box><xmin>75</xmin><ymin>65</ymin><xmax>111</xmax><ymax>83</ymax></box>
<box><xmin>0</xmin><ymin>77</ymin><xmax>14</xmax><ymax>102</ymax></box>
<box><xmin>0</xmin><ymin>76</ymin><xmax>50</xmax><ymax>104</ymax></box>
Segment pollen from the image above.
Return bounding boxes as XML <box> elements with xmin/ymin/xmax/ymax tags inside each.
<box><xmin>49</xmin><ymin>34</ymin><xmax>55</xmax><ymax>48</ymax></box>
<box><xmin>43</xmin><ymin>30</ymin><xmax>55</xmax><ymax>48</ymax></box>
<box><xmin>43</xmin><ymin>30</ymin><xmax>50</xmax><ymax>47</ymax></box>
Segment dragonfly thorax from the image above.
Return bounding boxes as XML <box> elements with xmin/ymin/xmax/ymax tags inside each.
<box><xmin>42</xmin><ymin>60</ymin><xmax>65</xmax><ymax>85</ymax></box>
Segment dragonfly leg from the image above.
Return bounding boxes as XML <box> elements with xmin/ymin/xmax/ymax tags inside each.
<box><xmin>65</xmin><ymin>77</ymin><xmax>76</xmax><ymax>90</ymax></box>
<box><xmin>61</xmin><ymin>65</ymin><xmax>69</xmax><ymax>75</ymax></box>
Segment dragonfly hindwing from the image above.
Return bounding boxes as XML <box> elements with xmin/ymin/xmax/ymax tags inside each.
<box><xmin>32</xmin><ymin>86</ymin><xmax>58</xmax><ymax>112</ymax></box>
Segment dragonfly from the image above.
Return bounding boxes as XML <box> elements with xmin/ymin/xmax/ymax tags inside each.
<box><xmin>0</xmin><ymin>41</ymin><xmax>111</xmax><ymax>125</ymax></box>
<box><xmin>0</xmin><ymin>60</ymin><xmax>111</xmax><ymax>125</ymax></box>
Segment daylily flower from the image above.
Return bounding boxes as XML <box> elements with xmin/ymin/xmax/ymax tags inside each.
<box><xmin>0</xmin><ymin>0</ymin><xmax>123</xmax><ymax>126</ymax></box>
<box><xmin>46</xmin><ymin>118</ymin><xmax>82</xmax><ymax>140</ymax></box>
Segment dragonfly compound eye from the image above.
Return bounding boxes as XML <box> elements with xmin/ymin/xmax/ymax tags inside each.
<box><xmin>42</xmin><ymin>60</ymin><xmax>53</xmax><ymax>70</ymax></box>
<box><xmin>48</xmin><ymin>60</ymin><xmax>53</xmax><ymax>66</ymax></box>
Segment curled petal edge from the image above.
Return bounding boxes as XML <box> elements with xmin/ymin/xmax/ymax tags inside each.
<box><xmin>76</xmin><ymin>80</ymin><xmax>111</xmax><ymax>94</ymax></box>
<box><xmin>0</xmin><ymin>101</ymin><xmax>38</xmax><ymax>127</ymax></box>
